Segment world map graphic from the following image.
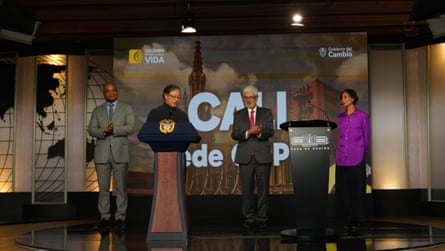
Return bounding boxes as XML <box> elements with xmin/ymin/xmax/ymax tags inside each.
<box><xmin>0</xmin><ymin>55</ymin><xmax>111</xmax><ymax>196</ymax></box>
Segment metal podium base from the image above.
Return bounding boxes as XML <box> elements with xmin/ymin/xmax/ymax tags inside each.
<box><xmin>280</xmin><ymin>228</ymin><xmax>337</xmax><ymax>242</ymax></box>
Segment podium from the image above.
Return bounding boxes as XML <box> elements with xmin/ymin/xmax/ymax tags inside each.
<box><xmin>279</xmin><ymin>119</ymin><xmax>337</xmax><ymax>240</ymax></box>
<box><xmin>138</xmin><ymin>122</ymin><xmax>201</xmax><ymax>245</ymax></box>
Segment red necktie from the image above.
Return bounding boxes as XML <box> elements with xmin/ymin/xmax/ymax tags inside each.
<box><xmin>249</xmin><ymin>109</ymin><xmax>255</xmax><ymax>156</ymax></box>
<box><xmin>249</xmin><ymin>109</ymin><xmax>255</xmax><ymax>127</ymax></box>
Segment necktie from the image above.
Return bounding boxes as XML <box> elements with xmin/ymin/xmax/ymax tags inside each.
<box><xmin>249</xmin><ymin>109</ymin><xmax>255</xmax><ymax>127</ymax></box>
<box><xmin>249</xmin><ymin>109</ymin><xmax>255</xmax><ymax>156</ymax></box>
<box><xmin>108</xmin><ymin>103</ymin><xmax>114</xmax><ymax>120</ymax></box>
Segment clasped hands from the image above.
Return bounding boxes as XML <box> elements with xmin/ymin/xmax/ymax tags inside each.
<box><xmin>103</xmin><ymin>121</ymin><xmax>114</xmax><ymax>135</ymax></box>
<box><xmin>247</xmin><ymin>124</ymin><xmax>262</xmax><ymax>137</ymax></box>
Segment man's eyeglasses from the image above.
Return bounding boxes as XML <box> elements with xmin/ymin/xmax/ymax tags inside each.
<box><xmin>168</xmin><ymin>94</ymin><xmax>182</xmax><ymax>100</ymax></box>
<box><xmin>243</xmin><ymin>96</ymin><xmax>257</xmax><ymax>100</ymax></box>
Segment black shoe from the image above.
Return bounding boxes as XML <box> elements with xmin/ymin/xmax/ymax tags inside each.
<box><xmin>114</xmin><ymin>219</ymin><xmax>127</xmax><ymax>232</ymax></box>
<box><xmin>243</xmin><ymin>221</ymin><xmax>255</xmax><ymax>232</ymax></box>
<box><xmin>344</xmin><ymin>222</ymin><xmax>361</xmax><ymax>236</ymax></box>
<box><xmin>94</xmin><ymin>219</ymin><xmax>111</xmax><ymax>231</ymax></box>
<box><xmin>257</xmin><ymin>222</ymin><xmax>267</xmax><ymax>232</ymax></box>
<box><xmin>345</xmin><ymin>222</ymin><xmax>360</xmax><ymax>230</ymax></box>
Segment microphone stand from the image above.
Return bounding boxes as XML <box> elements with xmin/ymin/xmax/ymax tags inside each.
<box><xmin>308</xmin><ymin>101</ymin><xmax>331</xmax><ymax>130</ymax></box>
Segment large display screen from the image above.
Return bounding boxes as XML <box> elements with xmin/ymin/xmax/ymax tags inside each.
<box><xmin>113</xmin><ymin>33</ymin><xmax>369</xmax><ymax>195</ymax></box>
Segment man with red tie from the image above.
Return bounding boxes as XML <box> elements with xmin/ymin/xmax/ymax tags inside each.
<box><xmin>231</xmin><ymin>85</ymin><xmax>274</xmax><ymax>232</ymax></box>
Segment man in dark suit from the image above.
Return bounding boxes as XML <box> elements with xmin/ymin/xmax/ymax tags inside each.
<box><xmin>88</xmin><ymin>81</ymin><xmax>135</xmax><ymax>232</ymax></box>
<box><xmin>231</xmin><ymin>85</ymin><xmax>274</xmax><ymax>232</ymax></box>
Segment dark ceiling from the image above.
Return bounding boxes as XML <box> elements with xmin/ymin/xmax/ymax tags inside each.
<box><xmin>0</xmin><ymin>0</ymin><xmax>444</xmax><ymax>53</ymax></box>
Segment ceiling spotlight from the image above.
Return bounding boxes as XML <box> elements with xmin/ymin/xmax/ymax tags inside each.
<box><xmin>291</xmin><ymin>13</ymin><xmax>304</xmax><ymax>27</ymax></box>
<box><xmin>181</xmin><ymin>4</ymin><xmax>197</xmax><ymax>33</ymax></box>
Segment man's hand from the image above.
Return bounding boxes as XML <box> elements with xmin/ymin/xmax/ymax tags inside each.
<box><xmin>103</xmin><ymin>121</ymin><xmax>114</xmax><ymax>135</ymax></box>
<box><xmin>248</xmin><ymin>125</ymin><xmax>262</xmax><ymax>136</ymax></box>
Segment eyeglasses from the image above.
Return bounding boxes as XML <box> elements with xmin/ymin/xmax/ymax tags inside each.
<box><xmin>167</xmin><ymin>94</ymin><xmax>182</xmax><ymax>100</ymax></box>
<box><xmin>243</xmin><ymin>96</ymin><xmax>257</xmax><ymax>100</ymax></box>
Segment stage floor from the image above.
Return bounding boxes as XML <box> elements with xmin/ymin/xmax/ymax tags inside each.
<box><xmin>14</xmin><ymin>218</ymin><xmax>445</xmax><ymax>251</ymax></box>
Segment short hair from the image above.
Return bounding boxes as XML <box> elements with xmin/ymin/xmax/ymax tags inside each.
<box><xmin>162</xmin><ymin>84</ymin><xmax>181</xmax><ymax>99</ymax></box>
<box><xmin>340</xmin><ymin>89</ymin><xmax>359</xmax><ymax>105</ymax></box>
<box><xmin>103</xmin><ymin>81</ymin><xmax>116</xmax><ymax>90</ymax></box>
<box><xmin>242</xmin><ymin>85</ymin><xmax>258</xmax><ymax>96</ymax></box>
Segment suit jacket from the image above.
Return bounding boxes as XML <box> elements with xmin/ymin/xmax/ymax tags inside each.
<box><xmin>146</xmin><ymin>103</ymin><xmax>189</xmax><ymax>123</ymax></box>
<box><xmin>88</xmin><ymin>101</ymin><xmax>135</xmax><ymax>164</ymax></box>
<box><xmin>231</xmin><ymin>106</ymin><xmax>274</xmax><ymax>164</ymax></box>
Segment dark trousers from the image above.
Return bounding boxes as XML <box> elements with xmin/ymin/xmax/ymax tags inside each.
<box><xmin>335</xmin><ymin>158</ymin><xmax>366</xmax><ymax>225</ymax></box>
<box><xmin>239</xmin><ymin>156</ymin><xmax>271</xmax><ymax>224</ymax></box>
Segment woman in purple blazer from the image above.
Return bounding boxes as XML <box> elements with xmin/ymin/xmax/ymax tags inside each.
<box><xmin>335</xmin><ymin>89</ymin><xmax>370</xmax><ymax>233</ymax></box>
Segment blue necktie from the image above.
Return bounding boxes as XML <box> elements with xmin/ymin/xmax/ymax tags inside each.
<box><xmin>108</xmin><ymin>103</ymin><xmax>114</xmax><ymax>120</ymax></box>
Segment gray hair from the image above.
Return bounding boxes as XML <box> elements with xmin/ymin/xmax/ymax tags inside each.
<box><xmin>242</xmin><ymin>85</ymin><xmax>258</xmax><ymax>96</ymax></box>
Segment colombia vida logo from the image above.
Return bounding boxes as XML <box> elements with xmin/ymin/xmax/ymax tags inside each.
<box><xmin>129</xmin><ymin>49</ymin><xmax>143</xmax><ymax>64</ymax></box>
<box><xmin>128</xmin><ymin>48</ymin><xmax>166</xmax><ymax>64</ymax></box>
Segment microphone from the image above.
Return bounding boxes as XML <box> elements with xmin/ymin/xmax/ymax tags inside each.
<box><xmin>308</xmin><ymin>100</ymin><xmax>331</xmax><ymax>130</ymax></box>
